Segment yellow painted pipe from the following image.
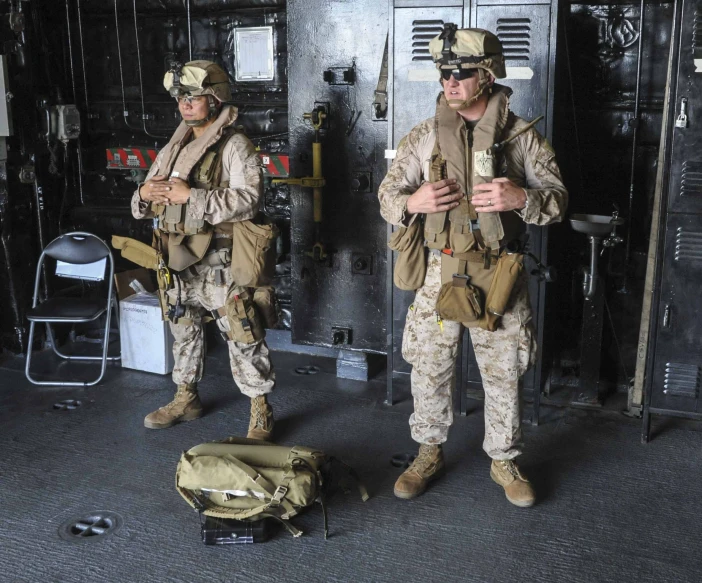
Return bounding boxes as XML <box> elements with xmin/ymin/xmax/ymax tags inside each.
<box><xmin>312</xmin><ymin>142</ymin><xmax>323</xmax><ymax>223</ymax></box>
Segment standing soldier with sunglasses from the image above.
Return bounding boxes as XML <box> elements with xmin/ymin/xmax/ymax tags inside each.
<box><xmin>131</xmin><ymin>61</ymin><xmax>277</xmax><ymax>440</ymax></box>
<box><xmin>378</xmin><ymin>27</ymin><xmax>567</xmax><ymax>506</ymax></box>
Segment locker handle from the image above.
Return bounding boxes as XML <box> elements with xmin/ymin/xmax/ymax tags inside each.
<box><xmin>663</xmin><ymin>303</ymin><xmax>671</xmax><ymax>328</ymax></box>
<box><xmin>675</xmin><ymin>98</ymin><xmax>688</xmax><ymax>129</ymax></box>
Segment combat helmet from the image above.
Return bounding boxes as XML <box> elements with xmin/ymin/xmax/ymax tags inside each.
<box><xmin>163</xmin><ymin>60</ymin><xmax>232</xmax><ymax>126</ymax></box>
<box><xmin>429</xmin><ymin>24</ymin><xmax>506</xmax><ymax>109</ymax></box>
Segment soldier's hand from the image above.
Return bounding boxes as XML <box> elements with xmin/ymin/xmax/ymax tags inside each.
<box><xmin>406</xmin><ymin>179</ymin><xmax>463</xmax><ymax>215</ymax></box>
<box><xmin>139</xmin><ymin>175</ymin><xmax>170</xmax><ymax>204</ymax></box>
<box><xmin>149</xmin><ymin>176</ymin><xmax>192</xmax><ymax>205</ymax></box>
<box><xmin>472</xmin><ymin>178</ymin><xmax>526</xmax><ymax>213</ymax></box>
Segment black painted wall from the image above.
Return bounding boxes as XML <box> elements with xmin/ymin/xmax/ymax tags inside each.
<box><xmin>0</xmin><ymin>0</ymin><xmax>677</xmax><ymax>407</ymax></box>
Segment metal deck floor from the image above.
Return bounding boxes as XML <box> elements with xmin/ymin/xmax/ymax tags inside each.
<box><xmin>1</xmin><ymin>350</ymin><xmax>700</xmax><ymax>583</ymax></box>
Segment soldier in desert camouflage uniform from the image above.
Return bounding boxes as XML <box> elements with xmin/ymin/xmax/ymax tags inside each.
<box><xmin>132</xmin><ymin>61</ymin><xmax>275</xmax><ymax>440</ymax></box>
<box><xmin>378</xmin><ymin>27</ymin><xmax>567</xmax><ymax>506</ymax></box>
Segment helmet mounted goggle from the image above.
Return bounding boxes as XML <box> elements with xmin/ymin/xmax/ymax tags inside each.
<box><xmin>166</xmin><ymin>61</ymin><xmax>220</xmax><ymax>127</ymax></box>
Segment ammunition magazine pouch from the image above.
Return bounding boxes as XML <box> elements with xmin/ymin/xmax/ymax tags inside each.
<box><xmin>230</xmin><ymin>220</ymin><xmax>279</xmax><ymax>288</ymax></box>
<box><xmin>437</xmin><ymin>248</ymin><xmax>522</xmax><ymax>330</ymax></box>
<box><xmin>387</xmin><ymin>220</ymin><xmax>427</xmax><ymax>291</ymax></box>
<box><xmin>221</xmin><ymin>290</ymin><xmax>265</xmax><ymax>344</ymax></box>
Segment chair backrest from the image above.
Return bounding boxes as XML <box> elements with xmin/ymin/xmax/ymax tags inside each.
<box><xmin>44</xmin><ymin>232</ymin><xmax>111</xmax><ymax>265</ymax></box>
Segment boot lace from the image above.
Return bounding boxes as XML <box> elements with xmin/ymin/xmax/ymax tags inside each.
<box><xmin>410</xmin><ymin>445</ymin><xmax>440</xmax><ymax>474</ymax></box>
<box><xmin>251</xmin><ymin>397</ymin><xmax>270</xmax><ymax>429</ymax></box>
<box><xmin>499</xmin><ymin>460</ymin><xmax>524</xmax><ymax>481</ymax></box>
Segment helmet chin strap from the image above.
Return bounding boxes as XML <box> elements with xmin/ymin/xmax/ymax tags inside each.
<box><xmin>183</xmin><ymin>95</ymin><xmax>219</xmax><ymax>127</ymax></box>
<box><xmin>446</xmin><ymin>69</ymin><xmax>491</xmax><ymax>110</ymax></box>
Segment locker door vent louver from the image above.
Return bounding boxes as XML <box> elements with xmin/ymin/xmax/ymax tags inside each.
<box><xmin>680</xmin><ymin>161</ymin><xmax>702</xmax><ymax>197</ymax></box>
<box><xmin>675</xmin><ymin>228</ymin><xmax>702</xmax><ymax>262</ymax></box>
<box><xmin>664</xmin><ymin>363</ymin><xmax>700</xmax><ymax>398</ymax></box>
<box><xmin>496</xmin><ymin>18</ymin><xmax>531</xmax><ymax>61</ymax></box>
<box><xmin>411</xmin><ymin>20</ymin><xmax>444</xmax><ymax>62</ymax></box>
<box><xmin>693</xmin><ymin>9</ymin><xmax>702</xmax><ymax>53</ymax></box>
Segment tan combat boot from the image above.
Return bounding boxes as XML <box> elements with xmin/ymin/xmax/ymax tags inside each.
<box><xmin>247</xmin><ymin>395</ymin><xmax>274</xmax><ymax>441</ymax></box>
<box><xmin>393</xmin><ymin>444</ymin><xmax>445</xmax><ymax>500</ymax></box>
<box><xmin>144</xmin><ymin>384</ymin><xmax>203</xmax><ymax>429</ymax></box>
<box><xmin>490</xmin><ymin>459</ymin><xmax>536</xmax><ymax>507</ymax></box>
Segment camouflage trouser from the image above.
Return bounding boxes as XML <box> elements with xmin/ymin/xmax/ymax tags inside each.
<box><xmin>402</xmin><ymin>252</ymin><xmax>536</xmax><ymax>460</ymax></box>
<box><xmin>165</xmin><ymin>263</ymin><xmax>275</xmax><ymax>398</ymax></box>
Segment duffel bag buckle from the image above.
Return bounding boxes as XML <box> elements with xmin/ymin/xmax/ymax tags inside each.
<box><xmin>270</xmin><ymin>485</ymin><xmax>288</xmax><ymax>507</ymax></box>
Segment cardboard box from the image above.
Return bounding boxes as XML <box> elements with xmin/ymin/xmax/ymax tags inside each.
<box><xmin>114</xmin><ymin>268</ymin><xmax>156</xmax><ymax>300</ymax></box>
<box><xmin>119</xmin><ymin>291</ymin><xmax>174</xmax><ymax>375</ymax></box>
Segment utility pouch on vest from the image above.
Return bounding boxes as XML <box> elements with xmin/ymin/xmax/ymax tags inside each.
<box><xmin>253</xmin><ymin>286</ymin><xmax>279</xmax><ymax>329</ymax></box>
<box><xmin>388</xmin><ymin>220</ymin><xmax>426</xmax><ymax>291</ymax></box>
<box><xmin>225</xmin><ymin>291</ymin><xmax>265</xmax><ymax>344</ymax></box>
<box><xmin>479</xmin><ymin>251</ymin><xmax>524</xmax><ymax>331</ymax></box>
<box><xmin>195</xmin><ymin>150</ymin><xmax>219</xmax><ymax>186</ymax></box>
<box><xmin>439</xmin><ymin>251</ymin><xmax>498</xmax><ymax>327</ymax></box>
<box><xmin>436</xmin><ymin>275</ymin><xmax>483</xmax><ymax>324</ymax></box>
<box><xmin>231</xmin><ymin>219</ymin><xmax>279</xmax><ymax>288</ymax></box>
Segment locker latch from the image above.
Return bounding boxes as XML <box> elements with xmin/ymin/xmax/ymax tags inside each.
<box><xmin>675</xmin><ymin>97</ymin><xmax>689</xmax><ymax>128</ymax></box>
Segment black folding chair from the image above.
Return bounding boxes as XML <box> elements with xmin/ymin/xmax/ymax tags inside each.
<box><xmin>25</xmin><ymin>231</ymin><xmax>120</xmax><ymax>386</ymax></box>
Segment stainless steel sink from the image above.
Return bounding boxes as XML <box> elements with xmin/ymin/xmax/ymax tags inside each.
<box><xmin>570</xmin><ymin>213</ymin><xmax>625</xmax><ymax>237</ymax></box>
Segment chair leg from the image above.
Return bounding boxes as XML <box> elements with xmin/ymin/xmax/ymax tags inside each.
<box><xmin>46</xmin><ymin>323</ymin><xmax>72</xmax><ymax>360</ymax></box>
<box><xmin>86</xmin><ymin>298</ymin><xmax>114</xmax><ymax>387</ymax></box>
<box><xmin>24</xmin><ymin>321</ymin><xmax>40</xmax><ymax>385</ymax></box>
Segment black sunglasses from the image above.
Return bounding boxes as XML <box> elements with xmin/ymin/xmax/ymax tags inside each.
<box><xmin>440</xmin><ymin>68</ymin><xmax>478</xmax><ymax>81</ymax></box>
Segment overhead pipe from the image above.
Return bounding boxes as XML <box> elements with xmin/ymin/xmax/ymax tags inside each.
<box><xmin>186</xmin><ymin>0</ymin><xmax>193</xmax><ymax>60</ymax></box>
<box><xmin>64</xmin><ymin>0</ymin><xmax>77</xmax><ymax>103</ymax></box>
<box><xmin>76</xmin><ymin>0</ymin><xmax>89</xmax><ymax>114</ymax></box>
<box><xmin>132</xmin><ymin>0</ymin><xmax>168</xmax><ymax>139</ymax></box>
<box><xmin>114</xmin><ymin>0</ymin><xmax>142</xmax><ymax>132</ymax></box>
<box><xmin>622</xmin><ymin>0</ymin><xmax>646</xmax><ymax>291</ymax></box>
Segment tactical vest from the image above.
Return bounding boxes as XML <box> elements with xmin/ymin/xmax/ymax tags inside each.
<box><xmin>424</xmin><ymin>91</ymin><xmax>524</xmax><ymax>254</ymax></box>
<box><xmin>152</xmin><ymin>130</ymin><xmax>235</xmax><ymax>271</ymax></box>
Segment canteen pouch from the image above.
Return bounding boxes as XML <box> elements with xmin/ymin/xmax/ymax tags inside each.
<box><xmin>225</xmin><ymin>291</ymin><xmax>265</xmax><ymax>344</ymax></box>
<box><xmin>388</xmin><ymin>220</ymin><xmax>427</xmax><ymax>291</ymax></box>
<box><xmin>436</xmin><ymin>276</ymin><xmax>483</xmax><ymax>324</ymax></box>
<box><xmin>231</xmin><ymin>220</ymin><xmax>279</xmax><ymax>288</ymax></box>
<box><xmin>480</xmin><ymin>252</ymin><xmax>524</xmax><ymax>331</ymax></box>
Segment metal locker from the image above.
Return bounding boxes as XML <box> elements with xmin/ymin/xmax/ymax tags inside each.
<box><xmin>643</xmin><ymin>0</ymin><xmax>702</xmax><ymax>437</ymax></box>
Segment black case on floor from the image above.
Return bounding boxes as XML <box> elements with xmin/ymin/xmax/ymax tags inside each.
<box><xmin>201</xmin><ymin>516</ymin><xmax>275</xmax><ymax>545</ymax></box>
